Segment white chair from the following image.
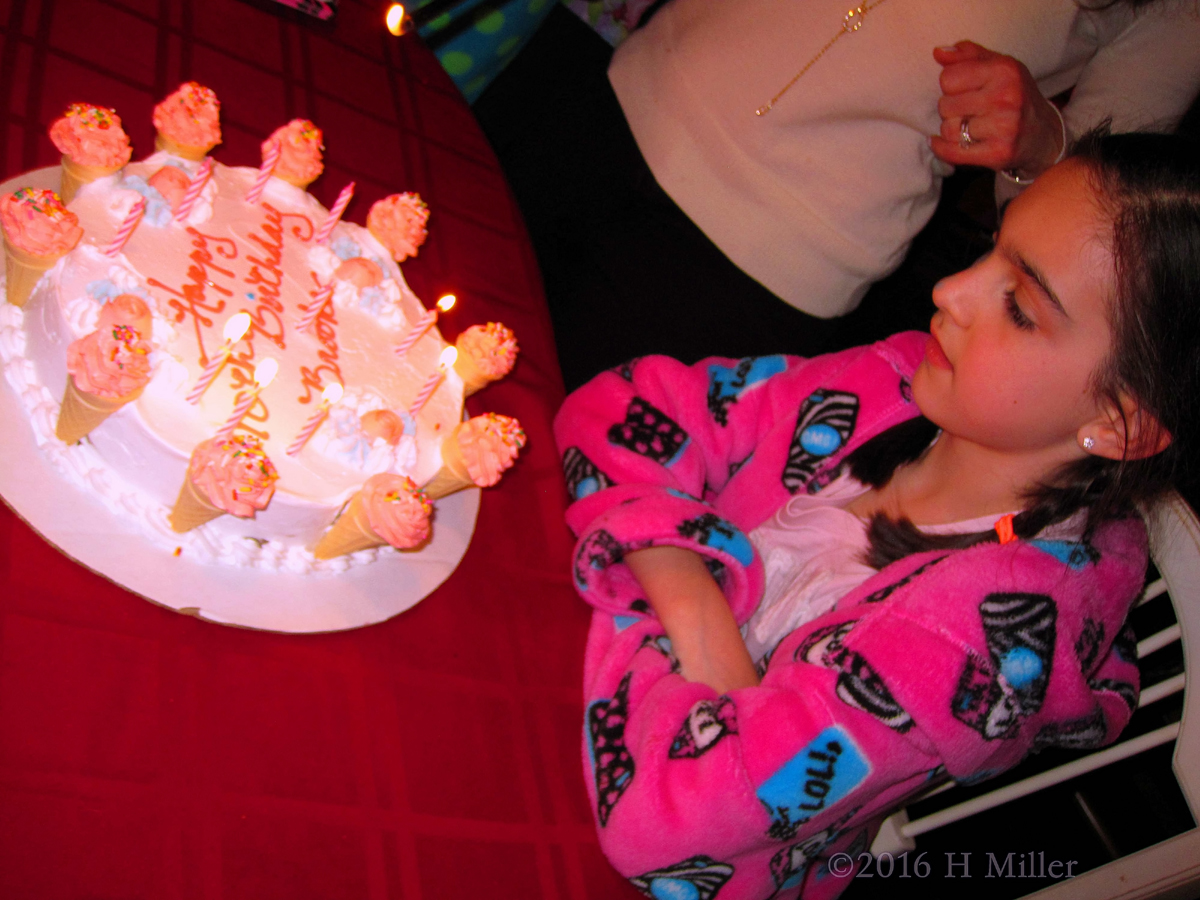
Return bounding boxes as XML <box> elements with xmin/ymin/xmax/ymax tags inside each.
<box><xmin>871</xmin><ymin>491</ymin><xmax>1200</xmax><ymax>900</ymax></box>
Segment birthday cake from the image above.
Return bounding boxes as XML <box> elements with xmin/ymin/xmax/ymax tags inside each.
<box><xmin>0</xmin><ymin>87</ymin><xmax>522</xmax><ymax>575</ymax></box>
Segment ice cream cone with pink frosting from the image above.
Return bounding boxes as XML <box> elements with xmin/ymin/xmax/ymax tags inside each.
<box><xmin>313</xmin><ymin>473</ymin><xmax>432</xmax><ymax>559</ymax></box>
<box><xmin>153</xmin><ymin>82</ymin><xmax>221</xmax><ymax>161</ymax></box>
<box><xmin>1</xmin><ymin>188</ymin><xmax>83</xmax><ymax>307</ymax></box>
<box><xmin>56</xmin><ymin>294</ymin><xmax>153</xmax><ymax>443</ymax></box>
<box><xmin>366</xmin><ymin>193</ymin><xmax>429</xmax><ymax>262</ymax></box>
<box><xmin>169</xmin><ymin>434</ymin><xmax>279</xmax><ymax>533</ymax></box>
<box><xmin>264</xmin><ymin>119</ymin><xmax>324</xmax><ymax>189</ymax></box>
<box><xmin>422</xmin><ymin>413</ymin><xmax>526</xmax><ymax>500</ymax></box>
<box><xmin>453</xmin><ymin>322</ymin><xmax>518</xmax><ymax>396</ymax></box>
<box><xmin>50</xmin><ymin>103</ymin><xmax>133</xmax><ymax>203</ymax></box>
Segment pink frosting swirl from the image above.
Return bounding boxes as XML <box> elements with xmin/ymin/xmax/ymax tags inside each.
<box><xmin>360</xmin><ymin>409</ymin><xmax>404</xmax><ymax>445</ymax></box>
<box><xmin>147</xmin><ymin>166</ymin><xmax>191</xmax><ymax>211</ymax></box>
<box><xmin>152</xmin><ymin>82</ymin><xmax>221</xmax><ymax>148</ymax></box>
<box><xmin>0</xmin><ymin>188</ymin><xmax>83</xmax><ymax>256</ymax></box>
<box><xmin>366</xmin><ymin>193</ymin><xmax>429</xmax><ymax>261</ymax></box>
<box><xmin>361</xmin><ymin>473</ymin><xmax>432</xmax><ymax>549</ymax></box>
<box><xmin>458</xmin><ymin>413</ymin><xmax>526</xmax><ymax>486</ymax></box>
<box><xmin>335</xmin><ymin>257</ymin><xmax>383</xmax><ymax>288</ymax></box>
<box><xmin>66</xmin><ymin>294</ymin><xmax>153</xmax><ymax>397</ymax></box>
<box><xmin>188</xmin><ymin>434</ymin><xmax>279</xmax><ymax>517</ymax></box>
<box><xmin>457</xmin><ymin>322</ymin><xmax>518</xmax><ymax>379</ymax></box>
<box><xmin>49</xmin><ymin>103</ymin><xmax>132</xmax><ymax>168</ymax></box>
<box><xmin>265</xmin><ymin>119</ymin><xmax>324</xmax><ymax>183</ymax></box>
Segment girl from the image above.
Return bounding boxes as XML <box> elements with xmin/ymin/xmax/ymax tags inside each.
<box><xmin>552</xmin><ymin>131</ymin><xmax>1200</xmax><ymax>900</ymax></box>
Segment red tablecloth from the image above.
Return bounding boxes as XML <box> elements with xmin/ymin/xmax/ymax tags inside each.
<box><xmin>0</xmin><ymin>2</ymin><xmax>638</xmax><ymax>896</ymax></box>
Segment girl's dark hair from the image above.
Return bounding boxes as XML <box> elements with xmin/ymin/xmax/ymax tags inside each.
<box><xmin>856</xmin><ymin>129</ymin><xmax>1200</xmax><ymax>570</ymax></box>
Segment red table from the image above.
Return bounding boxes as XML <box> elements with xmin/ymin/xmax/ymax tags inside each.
<box><xmin>0</xmin><ymin>2</ymin><xmax>639</xmax><ymax>896</ymax></box>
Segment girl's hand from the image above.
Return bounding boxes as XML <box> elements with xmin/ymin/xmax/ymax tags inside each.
<box><xmin>930</xmin><ymin>41</ymin><xmax>1065</xmax><ymax>180</ymax></box>
<box><xmin>625</xmin><ymin>546</ymin><xmax>760</xmax><ymax>694</ymax></box>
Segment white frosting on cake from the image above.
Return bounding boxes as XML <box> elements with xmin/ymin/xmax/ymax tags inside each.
<box><xmin>4</xmin><ymin>155</ymin><xmax>463</xmax><ymax>572</ymax></box>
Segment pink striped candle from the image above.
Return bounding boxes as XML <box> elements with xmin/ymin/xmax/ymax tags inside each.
<box><xmin>294</xmin><ymin>282</ymin><xmax>335</xmax><ymax>333</ymax></box>
<box><xmin>104</xmin><ymin>197</ymin><xmax>146</xmax><ymax>257</ymax></box>
<box><xmin>174</xmin><ymin>157</ymin><xmax>214</xmax><ymax>223</ymax></box>
<box><xmin>393</xmin><ymin>309</ymin><xmax>435</xmax><ymax>357</ymax></box>
<box><xmin>187</xmin><ymin>312</ymin><xmax>252</xmax><ymax>404</ymax></box>
<box><xmin>408</xmin><ymin>346</ymin><xmax>458</xmax><ymax>418</ymax></box>
<box><xmin>286</xmin><ymin>382</ymin><xmax>343</xmax><ymax>456</ymax></box>
<box><xmin>214</xmin><ymin>358</ymin><xmax>279</xmax><ymax>441</ymax></box>
<box><xmin>245</xmin><ymin>139</ymin><xmax>282</xmax><ymax>205</ymax></box>
<box><xmin>313</xmin><ymin>181</ymin><xmax>355</xmax><ymax>244</ymax></box>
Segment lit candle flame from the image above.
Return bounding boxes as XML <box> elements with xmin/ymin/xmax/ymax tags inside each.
<box><xmin>385</xmin><ymin>3</ymin><xmax>408</xmax><ymax>35</ymax></box>
<box><xmin>436</xmin><ymin>293</ymin><xmax>457</xmax><ymax>313</ymax></box>
<box><xmin>255</xmin><ymin>358</ymin><xmax>280</xmax><ymax>390</ymax></box>
<box><xmin>224</xmin><ymin>312</ymin><xmax>252</xmax><ymax>343</ymax></box>
<box><xmin>322</xmin><ymin>382</ymin><xmax>344</xmax><ymax>405</ymax></box>
<box><xmin>439</xmin><ymin>346</ymin><xmax>458</xmax><ymax>368</ymax></box>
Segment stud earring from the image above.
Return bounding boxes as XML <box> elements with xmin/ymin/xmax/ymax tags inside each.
<box><xmin>1082</xmin><ymin>436</ymin><xmax>1096</xmax><ymax>451</ymax></box>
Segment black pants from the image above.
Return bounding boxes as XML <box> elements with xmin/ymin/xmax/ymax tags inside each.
<box><xmin>475</xmin><ymin>6</ymin><xmax>994</xmax><ymax>391</ymax></box>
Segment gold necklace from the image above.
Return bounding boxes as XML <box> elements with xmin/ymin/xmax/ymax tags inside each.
<box><xmin>755</xmin><ymin>0</ymin><xmax>893</xmax><ymax>117</ymax></box>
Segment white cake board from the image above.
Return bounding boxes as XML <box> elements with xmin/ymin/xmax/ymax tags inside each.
<box><xmin>0</xmin><ymin>167</ymin><xmax>480</xmax><ymax>633</ymax></box>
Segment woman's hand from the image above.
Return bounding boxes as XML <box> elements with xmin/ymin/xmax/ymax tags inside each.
<box><xmin>930</xmin><ymin>41</ymin><xmax>1065</xmax><ymax>179</ymax></box>
<box><xmin>625</xmin><ymin>545</ymin><xmax>760</xmax><ymax>694</ymax></box>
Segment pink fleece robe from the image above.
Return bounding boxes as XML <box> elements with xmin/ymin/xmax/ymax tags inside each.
<box><xmin>553</xmin><ymin>333</ymin><xmax>1143</xmax><ymax>900</ymax></box>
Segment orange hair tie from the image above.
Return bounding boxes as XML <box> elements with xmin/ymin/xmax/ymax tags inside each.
<box><xmin>994</xmin><ymin>514</ymin><xmax>1017</xmax><ymax>545</ymax></box>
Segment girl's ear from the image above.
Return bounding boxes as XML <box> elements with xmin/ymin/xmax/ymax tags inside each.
<box><xmin>1080</xmin><ymin>395</ymin><xmax>1171</xmax><ymax>461</ymax></box>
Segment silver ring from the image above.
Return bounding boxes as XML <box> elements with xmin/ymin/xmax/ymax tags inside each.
<box><xmin>959</xmin><ymin>118</ymin><xmax>974</xmax><ymax>150</ymax></box>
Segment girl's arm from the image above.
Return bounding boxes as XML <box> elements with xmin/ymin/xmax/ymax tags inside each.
<box><xmin>554</xmin><ymin>336</ymin><xmax>927</xmax><ymax>625</ymax></box>
<box><xmin>624</xmin><ymin>545</ymin><xmax>759</xmax><ymax>693</ymax></box>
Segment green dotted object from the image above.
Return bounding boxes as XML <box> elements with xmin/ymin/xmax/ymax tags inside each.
<box><xmin>497</xmin><ymin>35</ymin><xmax>522</xmax><ymax>56</ymax></box>
<box><xmin>427</xmin><ymin>12</ymin><xmax>451</xmax><ymax>30</ymax></box>
<box><xmin>528</xmin><ymin>0</ymin><xmax>549</xmax><ymax>12</ymax></box>
<box><xmin>474</xmin><ymin>9</ymin><xmax>505</xmax><ymax>33</ymax></box>
<box><xmin>440</xmin><ymin>51</ymin><xmax>474</xmax><ymax>76</ymax></box>
<box><xmin>465</xmin><ymin>74</ymin><xmax>491</xmax><ymax>96</ymax></box>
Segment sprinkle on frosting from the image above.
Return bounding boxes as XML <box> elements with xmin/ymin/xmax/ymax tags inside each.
<box><xmin>456</xmin><ymin>322</ymin><xmax>518</xmax><ymax>379</ymax></box>
<box><xmin>366</xmin><ymin>193</ymin><xmax>429</xmax><ymax>262</ymax></box>
<box><xmin>49</xmin><ymin>103</ymin><xmax>133</xmax><ymax>168</ymax></box>
<box><xmin>361</xmin><ymin>473</ymin><xmax>432</xmax><ymax>549</ymax></box>
<box><xmin>265</xmin><ymin>119</ymin><xmax>324</xmax><ymax>184</ymax></box>
<box><xmin>0</xmin><ymin>188</ymin><xmax>83</xmax><ymax>256</ymax></box>
<box><xmin>188</xmin><ymin>434</ymin><xmax>279</xmax><ymax>517</ymax></box>
<box><xmin>152</xmin><ymin>82</ymin><xmax>221</xmax><ymax>149</ymax></box>
<box><xmin>458</xmin><ymin>413</ymin><xmax>526</xmax><ymax>486</ymax></box>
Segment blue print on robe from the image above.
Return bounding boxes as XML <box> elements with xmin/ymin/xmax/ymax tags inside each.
<box><xmin>757</xmin><ymin>726</ymin><xmax>870</xmax><ymax>840</ymax></box>
<box><xmin>782</xmin><ymin>391</ymin><xmax>859</xmax><ymax>494</ymax></box>
<box><xmin>613</xmin><ymin>615</ymin><xmax>640</xmax><ymax>632</ymax></box>
<box><xmin>951</xmin><ymin>593</ymin><xmax>1056</xmax><ymax>740</ymax></box>
<box><xmin>629</xmin><ymin>856</ymin><xmax>735</xmax><ymax>900</ymax></box>
<box><xmin>1029</xmin><ymin>539</ymin><xmax>1099</xmax><ymax>570</ymax></box>
<box><xmin>586</xmin><ymin>673</ymin><xmax>634</xmax><ymax>826</ymax></box>
<box><xmin>706</xmin><ymin>355</ymin><xmax>787</xmax><ymax>426</ymax></box>
<box><xmin>562</xmin><ymin>447</ymin><xmax>614</xmax><ymax>501</ymax></box>
<box><xmin>608</xmin><ymin>396</ymin><xmax>690</xmax><ymax>466</ymax></box>
<box><xmin>676</xmin><ymin>513</ymin><xmax>754</xmax><ymax>566</ymax></box>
